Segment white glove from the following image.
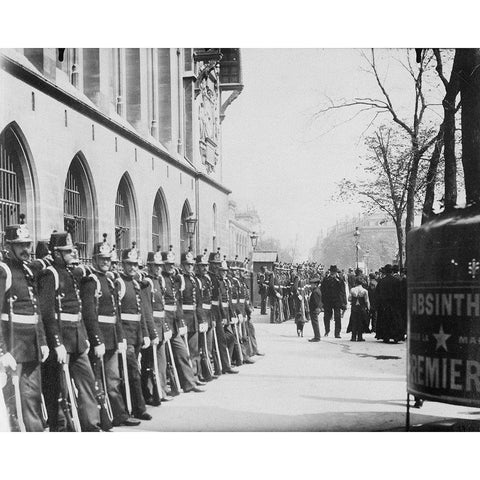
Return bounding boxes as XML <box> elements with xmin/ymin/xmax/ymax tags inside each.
<box><xmin>0</xmin><ymin>352</ymin><xmax>17</xmax><ymax>371</ymax></box>
<box><xmin>55</xmin><ymin>344</ymin><xmax>67</xmax><ymax>364</ymax></box>
<box><xmin>164</xmin><ymin>330</ymin><xmax>172</xmax><ymax>341</ymax></box>
<box><xmin>152</xmin><ymin>336</ymin><xmax>160</xmax><ymax>346</ymax></box>
<box><xmin>118</xmin><ymin>339</ymin><xmax>127</xmax><ymax>354</ymax></box>
<box><xmin>222</xmin><ymin>318</ymin><xmax>227</xmax><ymax>326</ymax></box>
<box><xmin>199</xmin><ymin>323</ymin><xmax>207</xmax><ymax>333</ymax></box>
<box><xmin>94</xmin><ymin>343</ymin><xmax>105</xmax><ymax>359</ymax></box>
<box><xmin>142</xmin><ymin>336</ymin><xmax>151</xmax><ymax>349</ymax></box>
<box><xmin>179</xmin><ymin>326</ymin><xmax>187</xmax><ymax>336</ymax></box>
<box><xmin>40</xmin><ymin>345</ymin><xmax>49</xmax><ymax>363</ymax></box>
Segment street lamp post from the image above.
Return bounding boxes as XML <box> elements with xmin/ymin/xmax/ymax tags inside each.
<box><xmin>184</xmin><ymin>215</ymin><xmax>197</xmax><ymax>253</ymax></box>
<box><xmin>249</xmin><ymin>231</ymin><xmax>259</xmax><ymax>309</ymax></box>
<box><xmin>353</xmin><ymin>226</ymin><xmax>360</xmax><ymax>270</ymax></box>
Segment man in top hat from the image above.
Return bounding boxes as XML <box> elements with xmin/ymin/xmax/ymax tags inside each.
<box><xmin>85</xmin><ymin>234</ymin><xmax>139</xmax><ymax>427</ymax></box>
<box><xmin>320</xmin><ymin>265</ymin><xmax>347</xmax><ymax>338</ymax></box>
<box><xmin>37</xmin><ymin>229</ymin><xmax>100</xmax><ymax>431</ymax></box>
<box><xmin>208</xmin><ymin>248</ymin><xmax>238</xmax><ymax>374</ymax></box>
<box><xmin>160</xmin><ymin>246</ymin><xmax>204</xmax><ymax>393</ymax></box>
<box><xmin>141</xmin><ymin>247</ymin><xmax>172</xmax><ymax>404</ymax></box>
<box><xmin>308</xmin><ymin>277</ymin><xmax>323</xmax><ymax>342</ymax></box>
<box><xmin>257</xmin><ymin>266</ymin><xmax>268</xmax><ymax>315</ymax></box>
<box><xmin>114</xmin><ymin>242</ymin><xmax>153</xmax><ymax>420</ymax></box>
<box><xmin>195</xmin><ymin>249</ymin><xmax>217</xmax><ymax>380</ymax></box>
<box><xmin>179</xmin><ymin>247</ymin><xmax>205</xmax><ymax>385</ymax></box>
<box><xmin>0</xmin><ymin>214</ymin><xmax>49</xmax><ymax>431</ymax></box>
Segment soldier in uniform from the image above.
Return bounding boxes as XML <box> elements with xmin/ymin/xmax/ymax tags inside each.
<box><xmin>160</xmin><ymin>246</ymin><xmax>204</xmax><ymax>393</ymax></box>
<box><xmin>141</xmin><ymin>247</ymin><xmax>173</xmax><ymax>403</ymax></box>
<box><xmin>268</xmin><ymin>263</ymin><xmax>282</xmax><ymax>323</ymax></box>
<box><xmin>86</xmin><ymin>234</ymin><xmax>140</xmax><ymax>427</ymax></box>
<box><xmin>308</xmin><ymin>277</ymin><xmax>323</xmax><ymax>342</ymax></box>
<box><xmin>0</xmin><ymin>216</ymin><xmax>49</xmax><ymax>431</ymax></box>
<box><xmin>179</xmin><ymin>247</ymin><xmax>205</xmax><ymax>385</ymax></box>
<box><xmin>37</xmin><ymin>231</ymin><xmax>100</xmax><ymax>431</ymax></box>
<box><xmin>257</xmin><ymin>266</ymin><xmax>268</xmax><ymax>315</ymax></box>
<box><xmin>115</xmin><ymin>242</ymin><xmax>153</xmax><ymax>420</ymax></box>
<box><xmin>208</xmin><ymin>249</ymin><xmax>238</xmax><ymax>374</ymax></box>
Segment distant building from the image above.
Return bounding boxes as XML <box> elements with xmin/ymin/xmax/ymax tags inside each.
<box><xmin>227</xmin><ymin>200</ymin><xmax>262</xmax><ymax>260</ymax></box>
<box><xmin>311</xmin><ymin>213</ymin><xmax>398</xmax><ymax>271</ymax></box>
<box><xmin>0</xmin><ymin>48</ymin><xmax>242</xmax><ymax>260</ymax></box>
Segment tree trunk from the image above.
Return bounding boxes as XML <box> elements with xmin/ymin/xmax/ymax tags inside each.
<box><xmin>459</xmin><ymin>49</ymin><xmax>480</xmax><ymax>205</ymax></box>
<box><xmin>422</xmin><ymin>133</ymin><xmax>443</xmax><ymax>223</ymax></box>
<box><xmin>405</xmin><ymin>149</ymin><xmax>421</xmax><ymax>234</ymax></box>
<box><xmin>395</xmin><ymin>220</ymin><xmax>404</xmax><ymax>268</ymax></box>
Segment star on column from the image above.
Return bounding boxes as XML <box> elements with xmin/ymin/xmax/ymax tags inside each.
<box><xmin>433</xmin><ymin>324</ymin><xmax>451</xmax><ymax>351</ymax></box>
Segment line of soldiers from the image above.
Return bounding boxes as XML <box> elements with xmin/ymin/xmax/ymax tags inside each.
<box><xmin>0</xmin><ymin>215</ymin><xmax>263</xmax><ymax>432</ymax></box>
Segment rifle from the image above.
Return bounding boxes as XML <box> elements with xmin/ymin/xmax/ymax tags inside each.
<box><xmin>151</xmin><ymin>343</ymin><xmax>162</xmax><ymax>404</ymax></box>
<box><xmin>165</xmin><ymin>337</ymin><xmax>181</xmax><ymax>395</ymax></box>
<box><xmin>8</xmin><ymin>294</ymin><xmax>25</xmax><ymax>432</ymax></box>
<box><xmin>96</xmin><ymin>357</ymin><xmax>113</xmax><ymax>430</ymax></box>
<box><xmin>119</xmin><ymin>346</ymin><xmax>132</xmax><ymax>416</ymax></box>
<box><xmin>199</xmin><ymin>329</ymin><xmax>213</xmax><ymax>381</ymax></box>
<box><xmin>232</xmin><ymin>313</ymin><xmax>244</xmax><ymax>365</ymax></box>
<box><xmin>63</xmin><ymin>355</ymin><xmax>82</xmax><ymax>432</ymax></box>
<box><xmin>211</xmin><ymin>325</ymin><xmax>222</xmax><ymax>374</ymax></box>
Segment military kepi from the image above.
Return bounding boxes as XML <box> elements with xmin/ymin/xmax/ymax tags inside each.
<box><xmin>49</xmin><ymin>230</ymin><xmax>74</xmax><ymax>251</ymax></box>
<box><xmin>196</xmin><ymin>249</ymin><xmax>209</xmax><ymax>265</ymax></box>
<box><xmin>122</xmin><ymin>241</ymin><xmax>139</xmax><ymax>263</ymax></box>
<box><xmin>93</xmin><ymin>233</ymin><xmax>113</xmax><ymax>258</ymax></box>
<box><xmin>147</xmin><ymin>246</ymin><xmax>163</xmax><ymax>265</ymax></box>
<box><xmin>181</xmin><ymin>246</ymin><xmax>195</xmax><ymax>264</ymax></box>
<box><xmin>5</xmin><ymin>213</ymin><xmax>32</xmax><ymax>243</ymax></box>
<box><xmin>161</xmin><ymin>245</ymin><xmax>176</xmax><ymax>264</ymax></box>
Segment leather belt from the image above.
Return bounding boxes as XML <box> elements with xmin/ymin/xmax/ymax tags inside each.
<box><xmin>164</xmin><ymin>304</ymin><xmax>176</xmax><ymax>312</ymax></box>
<box><xmin>121</xmin><ymin>313</ymin><xmax>141</xmax><ymax>322</ymax></box>
<box><xmin>182</xmin><ymin>304</ymin><xmax>195</xmax><ymax>311</ymax></box>
<box><xmin>153</xmin><ymin>311</ymin><xmax>165</xmax><ymax>319</ymax></box>
<box><xmin>98</xmin><ymin>315</ymin><xmax>116</xmax><ymax>324</ymax></box>
<box><xmin>60</xmin><ymin>313</ymin><xmax>81</xmax><ymax>322</ymax></box>
<box><xmin>202</xmin><ymin>304</ymin><xmax>211</xmax><ymax>310</ymax></box>
<box><xmin>1</xmin><ymin>313</ymin><xmax>38</xmax><ymax>325</ymax></box>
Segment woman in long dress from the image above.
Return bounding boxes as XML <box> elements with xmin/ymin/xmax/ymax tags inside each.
<box><xmin>347</xmin><ymin>277</ymin><xmax>370</xmax><ymax>342</ymax></box>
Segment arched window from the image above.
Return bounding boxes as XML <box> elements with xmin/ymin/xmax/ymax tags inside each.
<box><xmin>212</xmin><ymin>203</ymin><xmax>217</xmax><ymax>251</ymax></box>
<box><xmin>180</xmin><ymin>200</ymin><xmax>192</xmax><ymax>254</ymax></box>
<box><xmin>152</xmin><ymin>188</ymin><xmax>169</xmax><ymax>250</ymax></box>
<box><xmin>63</xmin><ymin>154</ymin><xmax>96</xmax><ymax>260</ymax></box>
<box><xmin>0</xmin><ymin>124</ymin><xmax>36</xmax><ymax>244</ymax></box>
<box><xmin>115</xmin><ymin>174</ymin><xmax>137</xmax><ymax>256</ymax></box>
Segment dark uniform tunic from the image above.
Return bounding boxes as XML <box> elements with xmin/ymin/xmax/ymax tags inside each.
<box><xmin>197</xmin><ymin>273</ymin><xmax>215</xmax><ymax>369</ymax></box>
<box><xmin>83</xmin><ymin>270</ymin><xmax>129</xmax><ymax>425</ymax></box>
<box><xmin>161</xmin><ymin>271</ymin><xmax>196</xmax><ymax>391</ymax></box>
<box><xmin>115</xmin><ymin>273</ymin><xmax>150</xmax><ymax>416</ymax></box>
<box><xmin>141</xmin><ymin>274</ymin><xmax>169</xmax><ymax>399</ymax></box>
<box><xmin>37</xmin><ymin>264</ymin><xmax>100</xmax><ymax>431</ymax></box>
<box><xmin>0</xmin><ymin>258</ymin><xmax>47</xmax><ymax>431</ymax></box>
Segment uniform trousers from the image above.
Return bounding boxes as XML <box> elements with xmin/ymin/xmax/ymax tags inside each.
<box><xmin>246</xmin><ymin>319</ymin><xmax>259</xmax><ymax>355</ymax></box>
<box><xmin>170</xmin><ymin>334</ymin><xmax>197</xmax><ymax>391</ymax></box>
<box><xmin>260</xmin><ymin>291</ymin><xmax>267</xmax><ymax>314</ymax></box>
<box><xmin>125</xmin><ymin>344</ymin><xmax>147</xmax><ymax>416</ymax></box>
<box><xmin>323</xmin><ymin>303</ymin><xmax>342</xmax><ymax>337</ymax></box>
<box><xmin>43</xmin><ymin>351</ymin><xmax>99</xmax><ymax>431</ymax></box>
<box><xmin>3</xmin><ymin>361</ymin><xmax>44</xmax><ymax>431</ymax></box>
<box><xmin>91</xmin><ymin>350</ymin><xmax>129</xmax><ymax>425</ymax></box>
<box><xmin>187</xmin><ymin>331</ymin><xmax>200</xmax><ymax>380</ymax></box>
<box><xmin>140</xmin><ymin>343</ymin><xmax>168</xmax><ymax>401</ymax></box>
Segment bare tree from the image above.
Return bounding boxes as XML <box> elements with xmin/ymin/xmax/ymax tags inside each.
<box><xmin>315</xmin><ymin>49</ymin><xmax>441</xmax><ymax>236</ymax></box>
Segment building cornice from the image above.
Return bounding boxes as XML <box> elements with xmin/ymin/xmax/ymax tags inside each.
<box><xmin>1</xmin><ymin>53</ymin><xmax>231</xmax><ymax>196</ymax></box>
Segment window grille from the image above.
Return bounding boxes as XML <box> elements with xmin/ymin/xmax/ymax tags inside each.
<box><xmin>115</xmin><ymin>184</ymin><xmax>130</xmax><ymax>255</ymax></box>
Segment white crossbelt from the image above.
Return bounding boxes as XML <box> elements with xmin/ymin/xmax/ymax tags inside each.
<box><xmin>121</xmin><ymin>313</ymin><xmax>141</xmax><ymax>322</ymax></box>
<box><xmin>98</xmin><ymin>315</ymin><xmax>116</xmax><ymax>324</ymax></box>
<box><xmin>222</xmin><ymin>302</ymin><xmax>229</xmax><ymax>308</ymax></box>
<box><xmin>211</xmin><ymin>300</ymin><xmax>219</xmax><ymax>306</ymax></box>
<box><xmin>239</xmin><ymin>299</ymin><xmax>245</xmax><ymax>303</ymax></box>
<box><xmin>1</xmin><ymin>313</ymin><xmax>38</xmax><ymax>325</ymax></box>
<box><xmin>164</xmin><ymin>304</ymin><xmax>176</xmax><ymax>312</ymax></box>
<box><xmin>153</xmin><ymin>311</ymin><xmax>166</xmax><ymax>319</ymax></box>
<box><xmin>182</xmin><ymin>304</ymin><xmax>195</xmax><ymax>311</ymax></box>
<box><xmin>202</xmin><ymin>304</ymin><xmax>211</xmax><ymax>310</ymax></box>
<box><xmin>60</xmin><ymin>313</ymin><xmax>81</xmax><ymax>322</ymax></box>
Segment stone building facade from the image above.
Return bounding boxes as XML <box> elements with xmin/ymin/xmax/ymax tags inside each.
<box><xmin>0</xmin><ymin>48</ymin><xmax>242</xmax><ymax>260</ymax></box>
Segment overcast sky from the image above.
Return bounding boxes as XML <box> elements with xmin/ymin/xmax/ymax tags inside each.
<box><xmin>221</xmin><ymin>48</ymin><xmax>444</xmax><ymax>260</ymax></box>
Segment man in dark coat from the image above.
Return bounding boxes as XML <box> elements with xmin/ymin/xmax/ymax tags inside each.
<box><xmin>308</xmin><ymin>277</ymin><xmax>322</xmax><ymax>342</ymax></box>
<box><xmin>257</xmin><ymin>266</ymin><xmax>268</xmax><ymax>315</ymax></box>
<box><xmin>375</xmin><ymin>264</ymin><xmax>405</xmax><ymax>343</ymax></box>
<box><xmin>320</xmin><ymin>265</ymin><xmax>347</xmax><ymax>338</ymax></box>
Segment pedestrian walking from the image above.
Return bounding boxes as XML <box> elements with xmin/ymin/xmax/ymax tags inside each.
<box><xmin>347</xmin><ymin>277</ymin><xmax>370</xmax><ymax>342</ymax></box>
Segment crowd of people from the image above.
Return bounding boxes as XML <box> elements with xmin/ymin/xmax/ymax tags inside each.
<box><xmin>0</xmin><ymin>215</ymin><xmax>263</xmax><ymax>432</ymax></box>
<box><xmin>256</xmin><ymin>261</ymin><xmax>407</xmax><ymax>344</ymax></box>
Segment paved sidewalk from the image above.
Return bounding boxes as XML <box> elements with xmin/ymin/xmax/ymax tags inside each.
<box><xmin>117</xmin><ymin>310</ymin><xmax>478</xmax><ymax>431</ymax></box>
